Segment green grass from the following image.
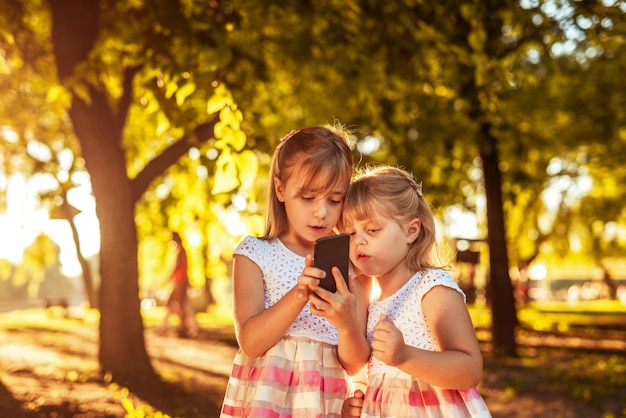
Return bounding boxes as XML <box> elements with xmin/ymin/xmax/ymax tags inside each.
<box><xmin>469</xmin><ymin>300</ymin><xmax>626</xmax><ymax>331</ymax></box>
<box><xmin>470</xmin><ymin>301</ymin><xmax>626</xmax><ymax>417</ymax></box>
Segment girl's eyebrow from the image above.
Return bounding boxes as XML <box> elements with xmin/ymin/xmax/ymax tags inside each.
<box><xmin>299</xmin><ymin>186</ymin><xmax>346</xmax><ymax>196</ymax></box>
<box><xmin>329</xmin><ymin>190</ymin><xmax>347</xmax><ymax>196</ymax></box>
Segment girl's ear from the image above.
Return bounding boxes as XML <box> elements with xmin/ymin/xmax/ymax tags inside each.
<box><xmin>274</xmin><ymin>177</ymin><xmax>285</xmax><ymax>202</ymax></box>
<box><xmin>407</xmin><ymin>218</ymin><xmax>421</xmax><ymax>244</ymax></box>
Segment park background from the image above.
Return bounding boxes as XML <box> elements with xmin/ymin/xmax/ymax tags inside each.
<box><xmin>1</xmin><ymin>0</ymin><xmax>625</xmax><ymax>417</ymax></box>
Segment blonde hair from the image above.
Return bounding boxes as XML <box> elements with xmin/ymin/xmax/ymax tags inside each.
<box><xmin>262</xmin><ymin>125</ymin><xmax>354</xmax><ymax>239</ymax></box>
<box><xmin>342</xmin><ymin>165</ymin><xmax>447</xmax><ymax>271</ymax></box>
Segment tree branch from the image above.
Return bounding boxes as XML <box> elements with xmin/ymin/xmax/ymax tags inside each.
<box><xmin>116</xmin><ymin>65</ymin><xmax>140</xmax><ymax>131</ymax></box>
<box><xmin>131</xmin><ymin>115</ymin><xmax>220</xmax><ymax>202</ymax></box>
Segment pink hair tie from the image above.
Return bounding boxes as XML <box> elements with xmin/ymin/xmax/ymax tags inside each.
<box><xmin>276</xmin><ymin>129</ymin><xmax>299</xmax><ymax>150</ymax></box>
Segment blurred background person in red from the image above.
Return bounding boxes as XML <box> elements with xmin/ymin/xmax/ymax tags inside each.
<box><xmin>158</xmin><ymin>232</ymin><xmax>199</xmax><ymax>338</ymax></box>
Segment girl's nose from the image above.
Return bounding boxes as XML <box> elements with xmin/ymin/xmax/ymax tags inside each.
<box><xmin>352</xmin><ymin>231</ymin><xmax>367</xmax><ymax>246</ymax></box>
<box><xmin>313</xmin><ymin>201</ymin><xmax>328</xmax><ymax>219</ymax></box>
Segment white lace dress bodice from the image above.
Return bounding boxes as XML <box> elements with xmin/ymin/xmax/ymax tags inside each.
<box><xmin>234</xmin><ymin>235</ymin><xmax>339</xmax><ymax>345</ymax></box>
<box><xmin>366</xmin><ymin>269</ymin><xmax>465</xmax><ymax>377</ymax></box>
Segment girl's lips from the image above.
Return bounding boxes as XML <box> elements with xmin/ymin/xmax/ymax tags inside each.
<box><xmin>309</xmin><ymin>225</ymin><xmax>329</xmax><ymax>237</ymax></box>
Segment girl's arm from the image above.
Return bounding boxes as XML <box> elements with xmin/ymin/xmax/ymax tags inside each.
<box><xmin>339</xmin><ymin>274</ymin><xmax>371</xmax><ymax>375</ymax></box>
<box><xmin>310</xmin><ymin>271</ymin><xmax>371</xmax><ymax>375</ymax></box>
<box><xmin>233</xmin><ymin>254</ymin><xmax>320</xmax><ymax>358</ymax></box>
<box><xmin>371</xmin><ymin>286</ymin><xmax>483</xmax><ymax>389</ymax></box>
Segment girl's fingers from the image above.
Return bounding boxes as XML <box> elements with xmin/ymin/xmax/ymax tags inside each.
<box><xmin>333</xmin><ymin>266</ymin><xmax>350</xmax><ymax>294</ymax></box>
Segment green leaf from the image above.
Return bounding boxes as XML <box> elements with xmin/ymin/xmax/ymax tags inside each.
<box><xmin>212</xmin><ymin>150</ymin><xmax>239</xmax><ymax>194</ymax></box>
<box><xmin>230</xmin><ymin>129</ymin><xmax>247</xmax><ymax>151</ymax></box>
<box><xmin>46</xmin><ymin>85</ymin><xmax>71</xmax><ymax>110</ymax></box>
<box><xmin>175</xmin><ymin>80</ymin><xmax>196</xmax><ymax>106</ymax></box>
<box><xmin>206</xmin><ymin>84</ymin><xmax>233</xmax><ymax>115</ymax></box>
<box><xmin>220</xmin><ymin>106</ymin><xmax>241</xmax><ymax>128</ymax></box>
<box><xmin>155</xmin><ymin>112</ymin><xmax>170</xmax><ymax>136</ymax></box>
<box><xmin>121</xmin><ymin>398</ymin><xmax>135</xmax><ymax>412</ymax></box>
<box><xmin>213</xmin><ymin>105</ymin><xmax>246</xmax><ymax>151</ymax></box>
<box><xmin>72</xmin><ymin>82</ymin><xmax>92</xmax><ymax>106</ymax></box>
<box><xmin>164</xmin><ymin>77</ymin><xmax>180</xmax><ymax>99</ymax></box>
<box><xmin>468</xmin><ymin>27</ymin><xmax>486</xmax><ymax>53</ymax></box>
<box><xmin>235</xmin><ymin>150</ymin><xmax>259</xmax><ymax>190</ymax></box>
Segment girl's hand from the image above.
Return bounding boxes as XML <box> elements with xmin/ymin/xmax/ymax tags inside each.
<box><xmin>372</xmin><ymin>314</ymin><xmax>408</xmax><ymax>366</ymax></box>
<box><xmin>342</xmin><ymin>389</ymin><xmax>364</xmax><ymax>417</ymax></box>
<box><xmin>308</xmin><ymin>267</ymin><xmax>358</xmax><ymax>332</ymax></box>
<box><xmin>310</xmin><ymin>269</ymin><xmax>371</xmax><ymax>375</ymax></box>
<box><xmin>296</xmin><ymin>255</ymin><xmax>325</xmax><ymax>300</ymax></box>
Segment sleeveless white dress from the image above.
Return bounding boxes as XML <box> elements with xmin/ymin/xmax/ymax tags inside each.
<box><xmin>220</xmin><ymin>236</ymin><xmax>348</xmax><ymax>417</ymax></box>
<box><xmin>361</xmin><ymin>269</ymin><xmax>492</xmax><ymax>418</ymax></box>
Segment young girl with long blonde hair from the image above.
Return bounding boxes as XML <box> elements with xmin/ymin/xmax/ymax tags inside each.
<box><xmin>340</xmin><ymin>165</ymin><xmax>491</xmax><ymax>418</ymax></box>
<box><xmin>221</xmin><ymin>126</ymin><xmax>369</xmax><ymax>417</ymax></box>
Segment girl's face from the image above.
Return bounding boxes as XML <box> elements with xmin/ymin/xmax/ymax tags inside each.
<box><xmin>343</xmin><ymin>210</ymin><xmax>420</xmax><ymax>291</ymax></box>
<box><xmin>274</xmin><ymin>169</ymin><xmax>347</xmax><ymax>253</ymax></box>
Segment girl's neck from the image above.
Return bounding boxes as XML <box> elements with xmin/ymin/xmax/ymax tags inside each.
<box><xmin>278</xmin><ymin>232</ymin><xmax>314</xmax><ymax>257</ymax></box>
<box><xmin>375</xmin><ymin>266</ymin><xmax>416</xmax><ymax>300</ymax></box>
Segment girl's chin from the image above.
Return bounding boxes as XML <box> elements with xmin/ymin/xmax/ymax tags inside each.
<box><xmin>309</xmin><ymin>227</ymin><xmax>329</xmax><ymax>237</ymax></box>
<box><xmin>354</xmin><ymin>267</ymin><xmax>375</xmax><ymax>277</ymax></box>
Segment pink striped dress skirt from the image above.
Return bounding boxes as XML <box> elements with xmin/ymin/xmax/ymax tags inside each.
<box><xmin>360</xmin><ymin>369</ymin><xmax>492</xmax><ymax>418</ymax></box>
<box><xmin>220</xmin><ymin>336</ymin><xmax>348</xmax><ymax>417</ymax></box>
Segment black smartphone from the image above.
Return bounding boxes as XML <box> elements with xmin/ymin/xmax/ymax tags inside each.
<box><xmin>313</xmin><ymin>233</ymin><xmax>350</xmax><ymax>293</ymax></box>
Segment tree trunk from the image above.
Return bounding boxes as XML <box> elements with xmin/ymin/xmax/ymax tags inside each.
<box><xmin>48</xmin><ymin>0</ymin><xmax>154</xmax><ymax>380</ymax></box>
<box><xmin>479</xmin><ymin>122</ymin><xmax>519</xmax><ymax>357</ymax></box>
<box><xmin>452</xmin><ymin>3</ymin><xmax>519</xmax><ymax>358</ymax></box>
<box><xmin>69</xmin><ymin>87</ymin><xmax>154</xmax><ymax>379</ymax></box>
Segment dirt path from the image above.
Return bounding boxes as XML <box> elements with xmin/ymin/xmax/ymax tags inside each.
<box><xmin>0</xmin><ymin>315</ymin><xmax>620</xmax><ymax>417</ymax></box>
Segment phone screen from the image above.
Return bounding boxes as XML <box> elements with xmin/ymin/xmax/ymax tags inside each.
<box><xmin>313</xmin><ymin>233</ymin><xmax>350</xmax><ymax>293</ymax></box>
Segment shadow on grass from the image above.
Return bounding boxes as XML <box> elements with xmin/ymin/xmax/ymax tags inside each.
<box><xmin>0</xmin><ymin>322</ymin><xmax>236</xmax><ymax>417</ymax></box>
<box><xmin>0</xmin><ymin>379</ymin><xmax>25</xmax><ymax>416</ymax></box>
<box><xmin>122</xmin><ymin>373</ymin><xmax>225</xmax><ymax>418</ymax></box>
<box><xmin>3</xmin><ymin>307</ymin><xmax>625</xmax><ymax>418</ymax></box>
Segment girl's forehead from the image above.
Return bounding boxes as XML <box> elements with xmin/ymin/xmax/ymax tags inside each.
<box><xmin>343</xmin><ymin>204</ymin><xmax>383</xmax><ymax>223</ymax></box>
<box><xmin>344</xmin><ymin>194</ymin><xmax>398</xmax><ymax>221</ymax></box>
<box><xmin>298</xmin><ymin>179</ymin><xmax>348</xmax><ymax>196</ymax></box>
<box><xmin>289</xmin><ymin>165</ymin><xmax>349</xmax><ymax>194</ymax></box>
